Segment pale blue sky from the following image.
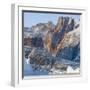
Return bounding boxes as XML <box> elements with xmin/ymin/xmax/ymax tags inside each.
<box><xmin>24</xmin><ymin>12</ymin><xmax>80</xmax><ymax>28</ymax></box>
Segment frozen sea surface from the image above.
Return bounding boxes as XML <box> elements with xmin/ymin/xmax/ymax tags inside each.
<box><xmin>24</xmin><ymin>58</ymin><xmax>49</xmax><ymax>76</ymax></box>
<box><xmin>24</xmin><ymin>58</ymin><xmax>80</xmax><ymax>76</ymax></box>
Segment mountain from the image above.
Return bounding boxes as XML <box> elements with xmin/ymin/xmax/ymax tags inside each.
<box><xmin>24</xmin><ymin>21</ymin><xmax>55</xmax><ymax>47</ymax></box>
<box><xmin>44</xmin><ymin>17</ymin><xmax>79</xmax><ymax>56</ymax></box>
<box><xmin>24</xmin><ymin>16</ymin><xmax>80</xmax><ymax>75</ymax></box>
<box><xmin>61</xmin><ymin>26</ymin><xmax>80</xmax><ymax>48</ymax></box>
<box><xmin>24</xmin><ymin>21</ymin><xmax>55</xmax><ymax>38</ymax></box>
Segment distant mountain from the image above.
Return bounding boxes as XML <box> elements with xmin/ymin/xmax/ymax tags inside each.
<box><xmin>24</xmin><ymin>21</ymin><xmax>55</xmax><ymax>38</ymax></box>
<box><xmin>24</xmin><ymin>27</ymin><xmax>31</xmax><ymax>32</ymax></box>
<box><xmin>31</xmin><ymin>22</ymin><xmax>55</xmax><ymax>32</ymax></box>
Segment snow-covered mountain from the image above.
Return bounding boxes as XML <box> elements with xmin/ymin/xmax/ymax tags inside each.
<box><xmin>24</xmin><ymin>17</ymin><xmax>80</xmax><ymax>75</ymax></box>
<box><xmin>24</xmin><ymin>22</ymin><xmax>55</xmax><ymax>38</ymax></box>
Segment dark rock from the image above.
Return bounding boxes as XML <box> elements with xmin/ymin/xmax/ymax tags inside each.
<box><xmin>24</xmin><ymin>47</ymin><xmax>32</xmax><ymax>59</ymax></box>
<box><xmin>56</xmin><ymin>43</ymin><xmax>80</xmax><ymax>62</ymax></box>
<box><xmin>66</xmin><ymin>19</ymin><xmax>75</xmax><ymax>33</ymax></box>
<box><xmin>31</xmin><ymin>37</ymin><xmax>44</xmax><ymax>47</ymax></box>
<box><xmin>29</xmin><ymin>48</ymin><xmax>53</xmax><ymax>65</ymax></box>
<box><xmin>51</xmin><ymin>17</ymin><xmax>75</xmax><ymax>49</ymax></box>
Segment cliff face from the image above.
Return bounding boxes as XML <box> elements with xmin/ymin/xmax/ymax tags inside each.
<box><xmin>61</xmin><ymin>26</ymin><xmax>80</xmax><ymax>48</ymax></box>
<box><xmin>45</xmin><ymin>17</ymin><xmax>79</xmax><ymax>56</ymax></box>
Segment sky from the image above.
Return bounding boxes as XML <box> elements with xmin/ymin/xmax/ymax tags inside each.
<box><xmin>23</xmin><ymin>12</ymin><xmax>80</xmax><ymax>28</ymax></box>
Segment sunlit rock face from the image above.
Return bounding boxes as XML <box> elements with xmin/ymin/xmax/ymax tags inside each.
<box><xmin>61</xmin><ymin>26</ymin><xmax>80</xmax><ymax>49</ymax></box>
<box><xmin>30</xmin><ymin>22</ymin><xmax>55</xmax><ymax>37</ymax></box>
<box><xmin>50</xmin><ymin>17</ymin><xmax>65</xmax><ymax>50</ymax></box>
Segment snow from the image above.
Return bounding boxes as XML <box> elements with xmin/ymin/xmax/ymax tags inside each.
<box><xmin>25</xmin><ymin>58</ymin><xmax>30</xmax><ymax>64</ymax></box>
<box><xmin>48</xmin><ymin>66</ymin><xmax>80</xmax><ymax>75</ymax></box>
<box><xmin>49</xmin><ymin>67</ymin><xmax>63</xmax><ymax>75</ymax></box>
<box><xmin>67</xmin><ymin>66</ymin><xmax>80</xmax><ymax>74</ymax></box>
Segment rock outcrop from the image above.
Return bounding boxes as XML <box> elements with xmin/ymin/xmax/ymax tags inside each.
<box><xmin>61</xmin><ymin>26</ymin><xmax>80</xmax><ymax>48</ymax></box>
